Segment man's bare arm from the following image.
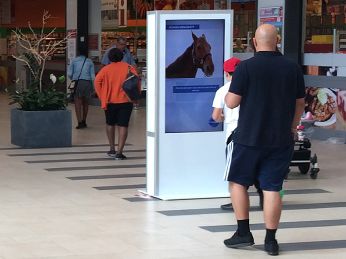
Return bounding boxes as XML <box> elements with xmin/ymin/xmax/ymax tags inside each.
<box><xmin>225</xmin><ymin>92</ymin><xmax>242</xmax><ymax>109</ymax></box>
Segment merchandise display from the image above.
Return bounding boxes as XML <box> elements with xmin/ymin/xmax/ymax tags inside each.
<box><xmin>101</xmin><ymin>31</ymin><xmax>146</xmax><ymax>57</ymax></box>
<box><xmin>305</xmin><ymin>0</ymin><xmax>346</xmax><ymax>53</ymax></box>
<box><xmin>337</xmin><ymin>90</ymin><xmax>346</xmax><ymax>126</ymax></box>
<box><xmin>7</xmin><ymin>31</ymin><xmax>66</xmax><ymax>59</ymax></box>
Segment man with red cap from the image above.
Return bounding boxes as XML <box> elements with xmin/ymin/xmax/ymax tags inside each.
<box><xmin>212</xmin><ymin>58</ymin><xmax>264</xmax><ymax>210</ymax></box>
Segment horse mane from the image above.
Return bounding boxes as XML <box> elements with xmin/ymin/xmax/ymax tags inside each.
<box><xmin>166</xmin><ymin>44</ymin><xmax>198</xmax><ymax>78</ymax></box>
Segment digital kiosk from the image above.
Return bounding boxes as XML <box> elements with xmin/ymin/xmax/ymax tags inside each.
<box><xmin>146</xmin><ymin>10</ymin><xmax>233</xmax><ymax>200</ymax></box>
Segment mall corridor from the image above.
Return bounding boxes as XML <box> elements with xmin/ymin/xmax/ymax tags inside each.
<box><xmin>1</xmin><ymin>94</ymin><xmax>346</xmax><ymax>258</ymax></box>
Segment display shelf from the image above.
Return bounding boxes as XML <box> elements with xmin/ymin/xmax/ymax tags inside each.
<box><xmin>7</xmin><ymin>31</ymin><xmax>66</xmax><ymax>60</ymax></box>
<box><xmin>101</xmin><ymin>31</ymin><xmax>146</xmax><ymax>56</ymax></box>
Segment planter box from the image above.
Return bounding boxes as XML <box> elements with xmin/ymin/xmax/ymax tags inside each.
<box><xmin>11</xmin><ymin>109</ymin><xmax>72</xmax><ymax>148</ymax></box>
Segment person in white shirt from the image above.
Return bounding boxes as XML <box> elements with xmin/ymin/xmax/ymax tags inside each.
<box><xmin>212</xmin><ymin>58</ymin><xmax>240</xmax><ymax>142</ymax></box>
<box><xmin>212</xmin><ymin>57</ymin><xmax>263</xmax><ymax>210</ymax></box>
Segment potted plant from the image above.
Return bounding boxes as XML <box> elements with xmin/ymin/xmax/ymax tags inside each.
<box><xmin>9</xmin><ymin>11</ymin><xmax>72</xmax><ymax>148</ymax></box>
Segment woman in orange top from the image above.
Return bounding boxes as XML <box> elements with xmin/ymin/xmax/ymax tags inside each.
<box><xmin>94</xmin><ymin>48</ymin><xmax>139</xmax><ymax>160</ymax></box>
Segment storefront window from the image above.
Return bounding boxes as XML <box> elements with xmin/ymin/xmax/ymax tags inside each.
<box><xmin>305</xmin><ymin>0</ymin><xmax>346</xmax><ymax>53</ymax></box>
<box><xmin>232</xmin><ymin>1</ymin><xmax>257</xmax><ymax>53</ymax></box>
<box><xmin>0</xmin><ymin>0</ymin><xmax>66</xmax><ymax>92</ymax></box>
<box><xmin>99</xmin><ymin>0</ymin><xmax>257</xmax><ymax>92</ymax></box>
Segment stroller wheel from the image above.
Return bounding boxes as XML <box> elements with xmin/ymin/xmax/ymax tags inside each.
<box><xmin>298</xmin><ymin>164</ymin><xmax>310</xmax><ymax>174</ymax></box>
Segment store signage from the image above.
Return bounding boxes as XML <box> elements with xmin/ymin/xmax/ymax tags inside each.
<box><xmin>118</xmin><ymin>0</ymin><xmax>127</xmax><ymax>27</ymax></box>
<box><xmin>101</xmin><ymin>0</ymin><xmax>118</xmax><ymax>29</ymax></box>
<box><xmin>259</xmin><ymin>6</ymin><xmax>283</xmax><ymax>50</ymax></box>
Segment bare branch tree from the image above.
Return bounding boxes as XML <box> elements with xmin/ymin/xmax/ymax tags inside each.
<box><xmin>12</xmin><ymin>10</ymin><xmax>71</xmax><ymax>92</ymax></box>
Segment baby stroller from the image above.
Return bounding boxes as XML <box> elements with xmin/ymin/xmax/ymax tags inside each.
<box><xmin>288</xmin><ymin>125</ymin><xmax>320</xmax><ymax>179</ymax></box>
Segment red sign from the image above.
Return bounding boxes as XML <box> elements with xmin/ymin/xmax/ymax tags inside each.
<box><xmin>88</xmin><ymin>34</ymin><xmax>99</xmax><ymax>51</ymax></box>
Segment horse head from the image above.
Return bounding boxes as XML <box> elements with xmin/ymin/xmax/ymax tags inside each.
<box><xmin>192</xmin><ymin>32</ymin><xmax>214</xmax><ymax>77</ymax></box>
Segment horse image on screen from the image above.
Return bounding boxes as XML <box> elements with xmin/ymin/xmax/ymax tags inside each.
<box><xmin>166</xmin><ymin>32</ymin><xmax>214</xmax><ymax>78</ymax></box>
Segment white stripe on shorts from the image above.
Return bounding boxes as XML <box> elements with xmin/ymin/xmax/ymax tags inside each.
<box><xmin>223</xmin><ymin>141</ymin><xmax>234</xmax><ymax>181</ymax></box>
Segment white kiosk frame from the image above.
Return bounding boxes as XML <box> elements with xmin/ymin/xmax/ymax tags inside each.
<box><xmin>146</xmin><ymin>10</ymin><xmax>233</xmax><ymax>200</ymax></box>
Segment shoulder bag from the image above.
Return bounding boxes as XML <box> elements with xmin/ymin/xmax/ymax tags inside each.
<box><xmin>122</xmin><ymin>66</ymin><xmax>141</xmax><ymax>101</ymax></box>
<box><xmin>68</xmin><ymin>57</ymin><xmax>87</xmax><ymax>100</ymax></box>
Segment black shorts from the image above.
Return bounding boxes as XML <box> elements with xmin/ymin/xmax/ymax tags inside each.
<box><xmin>225</xmin><ymin>142</ymin><xmax>294</xmax><ymax>192</ymax></box>
<box><xmin>104</xmin><ymin>103</ymin><xmax>133</xmax><ymax>127</ymax></box>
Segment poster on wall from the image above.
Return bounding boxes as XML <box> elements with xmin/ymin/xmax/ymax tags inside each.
<box><xmin>101</xmin><ymin>0</ymin><xmax>118</xmax><ymax>29</ymax></box>
<box><xmin>304</xmin><ymin>65</ymin><xmax>346</xmax><ymax>130</ymax></box>
<box><xmin>165</xmin><ymin>19</ymin><xmax>225</xmax><ymax>133</ymax></box>
<box><xmin>178</xmin><ymin>0</ymin><xmax>213</xmax><ymax>10</ymax></box>
<box><xmin>155</xmin><ymin>0</ymin><xmax>178</xmax><ymax>10</ymax></box>
<box><xmin>304</xmin><ymin>87</ymin><xmax>346</xmax><ymax>130</ymax></box>
<box><xmin>259</xmin><ymin>6</ymin><xmax>283</xmax><ymax>51</ymax></box>
<box><xmin>128</xmin><ymin>0</ymin><xmax>153</xmax><ymax>19</ymax></box>
<box><xmin>337</xmin><ymin>90</ymin><xmax>346</xmax><ymax>129</ymax></box>
<box><xmin>67</xmin><ymin>30</ymin><xmax>77</xmax><ymax>65</ymax></box>
<box><xmin>306</xmin><ymin>0</ymin><xmax>322</xmax><ymax>16</ymax></box>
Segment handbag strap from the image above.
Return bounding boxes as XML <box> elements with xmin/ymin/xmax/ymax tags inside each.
<box><xmin>77</xmin><ymin>57</ymin><xmax>87</xmax><ymax>80</ymax></box>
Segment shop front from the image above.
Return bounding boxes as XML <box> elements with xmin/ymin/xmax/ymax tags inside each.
<box><xmin>0</xmin><ymin>0</ymin><xmax>257</xmax><ymax>93</ymax></box>
<box><xmin>1</xmin><ymin>0</ymin><xmax>345</xmax><ymax>141</ymax></box>
<box><xmin>303</xmin><ymin>0</ymin><xmax>346</xmax><ymax>141</ymax></box>
<box><xmin>0</xmin><ymin>0</ymin><xmax>67</xmax><ymax>93</ymax></box>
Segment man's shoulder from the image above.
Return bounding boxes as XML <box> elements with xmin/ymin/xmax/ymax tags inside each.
<box><xmin>106</xmin><ymin>45</ymin><xmax>116</xmax><ymax>51</ymax></box>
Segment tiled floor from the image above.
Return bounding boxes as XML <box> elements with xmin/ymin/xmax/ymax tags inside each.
<box><xmin>1</xmin><ymin>94</ymin><xmax>346</xmax><ymax>258</ymax></box>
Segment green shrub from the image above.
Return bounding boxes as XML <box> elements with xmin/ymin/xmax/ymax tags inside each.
<box><xmin>9</xmin><ymin>84</ymin><xmax>67</xmax><ymax>111</ymax></box>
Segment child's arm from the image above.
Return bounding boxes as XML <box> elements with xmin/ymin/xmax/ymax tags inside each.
<box><xmin>212</xmin><ymin>108</ymin><xmax>224</xmax><ymax>122</ymax></box>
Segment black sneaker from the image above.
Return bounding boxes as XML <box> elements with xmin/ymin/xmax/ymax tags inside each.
<box><xmin>75</xmin><ymin>122</ymin><xmax>84</xmax><ymax>129</ymax></box>
<box><xmin>115</xmin><ymin>153</ymin><xmax>127</xmax><ymax>160</ymax></box>
<box><xmin>81</xmin><ymin>120</ymin><xmax>87</xmax><ymax>128</ymax></box>
<box><xmin>265</xmin><ymin>239</ymin><xmax>279</xmax><ymax>256</ymax></box>
<box><xmin>224</xmin><ymin>231</ymin><xmax>254</xmax><ymax>248</ymax></box>
<box><xmin>107</xmin><ymin>150</ymin><xmax>116</xmax><ymax>158</ymax></box>
<box><xmin>220</xmin><ymin>203</ymin><xmax>233</xmax><ymax>210</ymax></box>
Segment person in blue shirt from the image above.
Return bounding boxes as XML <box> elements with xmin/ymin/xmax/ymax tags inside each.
<box><xmin>101</xmin><ymin>36</ymin><xmax>136</xmax><ymax>66</ymax></box>
<box><xmin>67</xmin><ymin>47</ymin><xmax>95</xmax><ymax>129</ymax></box>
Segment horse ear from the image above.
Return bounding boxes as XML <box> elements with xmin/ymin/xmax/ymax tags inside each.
<box><xmin>192</xmin><ymin>32</ymin><xmax>198</xmax><ymax>41</ymax></box>
<box><xmin>202</xmin><ymin>34</ymin><xmax>206</xmax><ymax>39</ymax></box>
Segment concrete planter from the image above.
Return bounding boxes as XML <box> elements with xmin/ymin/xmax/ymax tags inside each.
<box><xmin>11</xmin><ymin>109</ymin><xmax>72</xmax><ymax>148</ymax></box>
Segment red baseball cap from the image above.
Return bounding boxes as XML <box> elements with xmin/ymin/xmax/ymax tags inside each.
<box><xmin>223</xmin><ymin>57</ymin><xmax>241</xmax><ymax>73</ymax></box>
